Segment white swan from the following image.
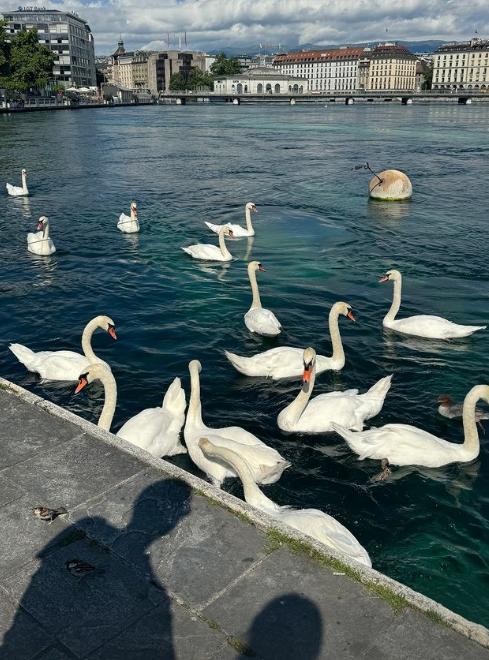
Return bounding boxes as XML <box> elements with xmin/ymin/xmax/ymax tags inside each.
<box><xmin>278</xmin><ymin>347</ymin><xmax>392</xmax><ymax>433</ymax></box>
<box><xmin>9</xmin><ymin>315</ymin><xmax>117</xmax><ymax>381</ymax></box>
<box><xmin>27</xmin><ymin>217</ymin><xmax>56</xmax><ymax>256</ymax></box>
<box><xmin>244</xmin><ymin>261</ymin><xmax>281</xmax><ymax>337</ymax></box>
<box><xmin>75</xmin><ymin>363</ymin><xmax>187</xmax><ymax>457</ymax></box>
<box><xmin>117</xmin><ymin>201</ymin><xmax>140</xmax><ymax>234</ymax></box>
<box><xmin>182</xmin><ymin>226</ymin><xmax>234</xmax><ymax>262</ymax></box>
<box><xmin>199</xmin><ymin>437</ymin><xmax>371</xmax><ymax>567</ymax></box>
<box><xmin>226</xmin><ymin>301</ymin><xmax>355</xmax><ymax>379</ymax></box>
<box><xmin>332</xmin><ymin>384</ymin><xmax>489</xmax><ymax>471</ymax></box>
<box><xmin>184</xmin><ymin>359</ymin><xmax>290</xmax><ymax>487</ymax></box>
<box><xmin>380</xmin><ymin>269</ymin><xmax>485</xmax><ymax>339</ymax></box>
<box><xmin>6</xmin><ymin>168</ymin><xmax>28</xmax><ymax>196</ymax></box>
<box><xmin>205</xmin><ymin>202</ymin><xmax>257</xmax><ymax>237</ymax></box>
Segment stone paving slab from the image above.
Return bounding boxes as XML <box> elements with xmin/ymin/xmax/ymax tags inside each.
<box><xmin>0</xmin><ymin>380</ymin><xmax>488</xmax><ymax>659</ymax></box>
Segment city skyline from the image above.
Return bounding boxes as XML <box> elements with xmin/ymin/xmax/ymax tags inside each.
<box><xmin>2</xmin><ymin>0</ymin><xmax>486</xmax><ymax>54</ymax></box>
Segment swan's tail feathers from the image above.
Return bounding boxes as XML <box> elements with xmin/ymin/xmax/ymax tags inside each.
<box><xmin>224</xmin><ymin>350</ymin><xmax>252</xmax><ymax>376</ymax></box>
<box><xmin>466</xmin><ymin>325</ymin><xmax>486</xmax><ymax>335</ymax></box>
<box><xmin>204</xmin><ymin>221</ymin><xmax>219</xmax><ymax>233</ymax></box>
<box><xmin>331</xmin><ymin>423</ymin><xmax>358</xmax><ymax>446</ymax></box>
<box><xmin>9</xmin><ymin>343</ymin><xmax>36</xmax><ymax>369</ymax></box>
<box><xmin>162</xmin><ymin>377</ymin><xmax>186</xmax><ymax>417</ymax></box>
<box><xmin>365</xmin><ymin>374</ymin><xmax>393</xmax><ymax>400</ymax></box>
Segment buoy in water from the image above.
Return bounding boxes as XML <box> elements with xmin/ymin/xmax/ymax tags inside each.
<box><xmin>369</xmin><ymin>169</ymin><xmax>412</xmax><ymax>201</ymax></box>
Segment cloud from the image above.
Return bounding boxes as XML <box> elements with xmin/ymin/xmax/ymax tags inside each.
<box><xmin>2</xmin><ymin>0</ymin><xmax>487</xmax><ymax>53</ymax></box>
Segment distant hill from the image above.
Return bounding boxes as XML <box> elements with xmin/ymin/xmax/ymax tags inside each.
<box><xmin>207</xmin><ymin>39</ymin><xmax>447</xmax><ymax>57</ymax></box>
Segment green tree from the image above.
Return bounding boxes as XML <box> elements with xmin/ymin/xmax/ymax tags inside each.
<box><xmin>5</xmin><ymin>28</ymin><xmax>54</xmax><ymax>92</ymax></box>
<box><xmin>169</xmin><ymin>67</ymin><xmax>214</xmax><ymax>91</ymax></box>
<box><xmin>210</xmin><ymin>52</ymin><xmax>241</xmax><ymax>76</ymax></box>
<box><xmin>0</xmin><ymin>20</ymin><xmax>10</xmax><ymax>81</ymax></box>
<box><xmin>421</xmin><ymin>63</ymin><xmax>433</xmax><ymax>90</ymax></box>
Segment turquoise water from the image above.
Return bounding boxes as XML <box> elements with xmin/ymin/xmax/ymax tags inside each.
<box><xmin>1</xmin><ymin>104</ymin><xmax>488</xmax><ymax>626</ymax></box>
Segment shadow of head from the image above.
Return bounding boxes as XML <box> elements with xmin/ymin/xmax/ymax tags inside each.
<box><xmin>245</xmin><ymin>593</ymin><xmax>322</xmax><ymax>660</ymax></box>
<box><xmin>125</xmin><ymin>478</ymin><xmax>192</xmax><ymax>540</ymax></box>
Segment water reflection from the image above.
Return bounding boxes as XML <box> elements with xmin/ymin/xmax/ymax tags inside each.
<box><xmin>244</xmin><ymin>236</ymin><xmax>254</xmax><ymax>261</ymax></box>
<box><xmin>28</xmin><ymin>252</ymin><xmax>58</xmax><ymax>288</ymax></box>
<box><xmin>8</xmin><ymin>195</ymin><xmax>32</xmax><ymax>221</ymax></box>
<box><xmin>367</xmin><ymin>199</ymin><xmax>412</xmax><ymax>225</ymax></box>
<box><xmin>193</xmin><ymin>261</ymin><xmax>230</xmax><ymax>282</ymax></box>
<box><xmin>382</xmin><ymin>328</ymin><xmax>470</xmax><ymax>363</ymax></box>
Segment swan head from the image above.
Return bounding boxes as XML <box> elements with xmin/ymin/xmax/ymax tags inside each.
<box><xmin>246</xmin><ymin>202</ymin><xmax>257</xmax><ymax>213</ymax></box>
<box><xmin>22</xmin><ymin>168</ymin><xmax>27</xmax><ymax>176</ymax></box>
<box><xmin>302</xmin><ymin>347</ymin><xmax>316</xmax><ymax>385</ymax></box>
<box><xmin>130</xmin><ymin>201</ymin><xmax>137</xmax><ymax>215</ymax></box>
<box><xmin>248</xmin><ymin>260</ymin><xmax>266</xmax><ymax>273</ymax></box>
<box><xmin>36</xmin><ymin>216</ymin><xmax>48</xmax><ymax>230</ymax></box>
<box><xmin>437</xmin><ymin>394</ymin><xmax>454</xmax><ymax>406</ymax></box>
<box><xmin>94</xmin><ymin>315</ymin><xmax>117</xmax><ymax>340</ymax></box>
<box><xmin>74</xmin><ymin>363</ymin><xmax>109</xmax><ymax>392</ymax></box>
<box><xmin>379</xmin><ymin>269</ymin><xmax>401</xmax><ymax>283</ymax></box>
<box><xmin>219</xmin><ymin>226</ymin><xmax>234</xmax><ymax>238</ymax></box>
<box><xmin>189</xmin><ymin>359</ymin><xmax>202</xmax><ymax>374</ymax></box>
<box><xmin>335</xmin><ymin>301</ymin><xmax>356</xmax><ymax>322</ymax></box>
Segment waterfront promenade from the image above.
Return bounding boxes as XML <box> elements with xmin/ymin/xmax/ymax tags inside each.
<box><xmin>0</xmin><ymin>377</ymin><xmax>488</xmax><ymax>659</ymax></box>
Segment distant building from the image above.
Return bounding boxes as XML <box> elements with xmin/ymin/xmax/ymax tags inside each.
<box><xmin>274</xmin><ymin>43</ymin><xmax>416</xmax><ymax>92</ymax></box>
<box><xmin>359</xmin><ymin>43</ymin><xmax>417</xmax><ymax>91</ymax></box>
<box><xmin>415</xmin><ymin>59</ymin><xmax>431</xmax><ymax>91</ymax></box>
<box><xmin>432</xmin><ymin>38</ymin><xmax>489</xmax><ymax>90</ymax></box>
<box><xmin>274</xmin><ymin>47</ymin><xmax>364</xmax><ymax>92</ymax></box>
<box><xmin>2</xmin><ymin>8</ymin><xmax>96</xmax><ymax>88</ymax></box>
<box><xmin>213</xmin><ymin>66</ymin><xmax>308</xmax><ymax>94</ymax></box>
<box><xmin>109</xmin><ymin>43</ymin><xmax>207</xmax><ymax>94</ymax></box>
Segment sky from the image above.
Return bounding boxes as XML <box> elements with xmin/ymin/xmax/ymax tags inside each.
<box><xmin>3</xmin><ymin>0</ymin><xmax>487</xmax><ymax>54</ymax></box>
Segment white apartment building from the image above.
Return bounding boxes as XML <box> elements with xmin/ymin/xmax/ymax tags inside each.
<box><xmin>2</xmin><ymin>8</ymin><xmax>96</xmax><ymax>87</ymax></box>
<box><xmin>273</xmin><ymin>47</ymin><xmax>364</xmax><ymax>92</ymax></box>
<box><xmin>432</xmin><ymin>38</ymin><xmax>489</xmax><ymax>90</ymax></box>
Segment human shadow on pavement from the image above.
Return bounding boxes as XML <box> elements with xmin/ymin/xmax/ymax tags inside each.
<box><xmin>237</xmin><ymin>592</ymin><xmax>323</xmax><ymax>659</ymax></box>
<box><xmin>1</xmin><ymin>478</ymin><xmax>191</xmax><ymax>659</ymax></box>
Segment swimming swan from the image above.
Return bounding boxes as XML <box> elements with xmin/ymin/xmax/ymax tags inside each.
<box><xmin>184</xmin><ymin>359</ymin><xmax>290</xmax><ymax>487</ymax></box>
<box><xmin>226</xmin><ymin>301</ymin><xmax>355</xmax><ymax>379</ymax></box>
<box><xmin>199</xmin><ymin>437</ymin><xmax>371</xmax><ymax>567</ymax></box>
<box><xmin>9</xmin><ymin>315</ymin><xmax>117</xmax><ymax>381</ymax></box>
<box><xmin>75</xmin><ymin>363</ymin><xmax>187</xmax><ymax>458</ymax></box>
<box><xmin>332</xmin><ymin>384</ymin><xmax>489</xmax><ymax>472</ymax></box>
<box><xmin>182</xmin><ymin>226</ymin><xmax>234</xmax><ymax>262</ymax></box>
<box><xmin>117</xmin><ymin>201</ymin><xmax>140</xmax><ymax>233</ymax></box>
<box><xmin>205</xmin><ymin>202</ymin><xmax>257</xmax><ymax>237</ymax></box>
<box><xmin>278</xmin><ymin>347</ymin><xmax>392</xmax><ymax>433</ymax></box>
<box><xmin>6</xmin><ymin>168</ymin><xmax>28</xmax><ymax>196</ymax></box>
<box><xmin>27</xmin><ymin>216</ymin><xmax>56</xmax><ymax>256</ymax></box>
<box><xmin>244</xmin><ymin>261</ymin><xmax>282</xmax><ymax>337</ymax></box>
<box><xmin>380</xmin><ymin>269</ymin><xmax>485</xmax><ymax>339</ymax></box>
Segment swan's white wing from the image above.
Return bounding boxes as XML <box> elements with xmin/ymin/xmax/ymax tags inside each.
<box><xmin>389</xmin><ymin>315</ymin><xmax>485</xmax><ymax>339</ymax></box>
<box><xmin>244</xmin><ymin>308</ymin><xmax>281</xmax><ymax>336</ymax></box>
<box><xmin>279</xmin><ymin>508</ymin><xmax>371</xmax><ymax>567</ymax></box>
<box><xmin>117</xmin><ymin>407</ymin><xmax>185</xmax><ymax>457</ymax></box>
<box><xmin>182</xmin><ymin>244</ymin><xmax>227</xmax><ymax>261</ymax></box>
<box><xmin>295</xmin><ymin>393</ymin><xmax>363</xmax><ymax>432</ymax></box>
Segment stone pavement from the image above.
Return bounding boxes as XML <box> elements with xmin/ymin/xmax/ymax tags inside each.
<box><xmin>0</xmin><ymin>381</ymin><xmax>488</xmax><ymax>660</ymax></box>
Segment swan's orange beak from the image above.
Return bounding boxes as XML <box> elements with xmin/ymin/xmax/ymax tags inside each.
<box><xmin>379</xmin><ymin>274</ymin><xmax>389</xmax><ymax>283</ymax></box>
<box><xmin>303</xmin><ymin>365</ymin><xmax>312</xmax><ymax>384</ymax></box>
<box><xmin>75</xmin><ymin>375</ymin><xmax>88</xmax><ymax>394</ymax></box>
<box><xmin>36</xmin><ymin>222</ymin><xmax>43</xmax><ymax>230</ymax></box>
<box><xmin>107</xmin><ymin>325</ymin><xmax>117</xmax><ymax>340</ymax></box>
<box><xmin>347</xmin><ymin>310</ymin><xmax>356</xmax><ymax>322</ymax></box>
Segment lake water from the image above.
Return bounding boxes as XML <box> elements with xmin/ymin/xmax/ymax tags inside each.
<box><xmin>1</xmin><ymin>103</ymin><xmax>488</xmax><ymax>627</ymax></box>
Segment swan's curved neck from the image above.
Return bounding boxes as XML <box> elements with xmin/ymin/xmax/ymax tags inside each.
<box><xmin>205</xmin><ymin>443</ymin><xmax>277</xmax><ymax>512</ymax></box>
<box><xmin>461</xmin><ymin>386</ymin><xmax>486</xmax><ymax>456</ymax></box>
<box><xmin>385</xmin><ymin>276</ymin><xmax>402</xmax><ymax>322</ymax></box>
<box><xmin>43</xmin><ymin>222</ymin><xmax>49</xmax><ymax>240</ymax></box>
<box><xmin>245</xmin><ymin>207</ymin><xmax>254</xmax><ymax>233</ymax></box>
<box><xmin>98</xmin><ymin>369</ymin><xmax>117</xmax><ymax>431</ymax></box>
<box><xmin>22</xmin><ymin>172</ymin><xmax>28</xmax><ymax>192</ymax></box>
<box><xmin>81</xmin><ymin>318</ymin><xmax>102</xmax><ymax>363</ymax></box>
<box><xmin>187</xmin><ymin>364</ymin><xmax>203</xmax><ymax>429</ymax></box>
<box><xmin>248</xmin><ymin>267</ymin><xmax>262</xmax><ymax>309</ymax></box>
<box><xmin>283</xmin><ymin>360</ymin><xmax>316</xmax><ymax>425</ymax></box>
<box><xmin>329</xmin><ymin>306</ymin><xmax>344</xmax><ymax>364</ymax></box>
<box><xmin>218</xmin><ymin>230</ymin><xmax>231</xmax><ymax>259</ymax></box>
